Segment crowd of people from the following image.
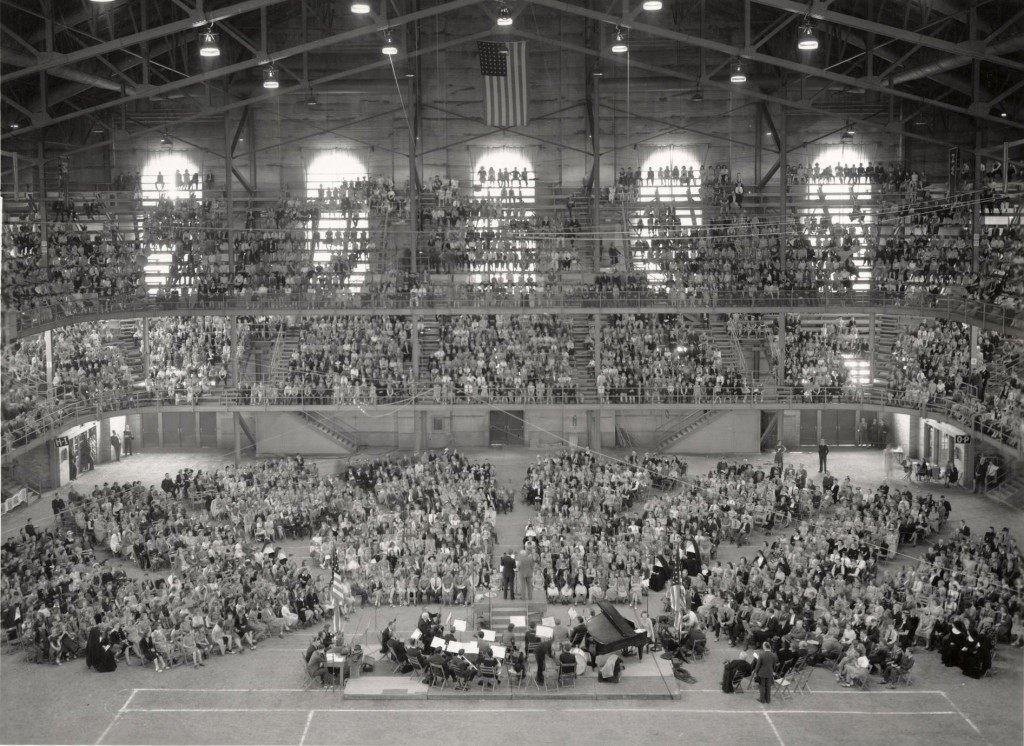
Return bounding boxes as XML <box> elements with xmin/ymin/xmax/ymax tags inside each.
<box><xmin>2</xmin><ymin>219</ymin><xmax>146</xmax><ymax>312</ymax></box>
<box><xmin>426</xmin><ymin>314</ymin><xmax>579</xmax><ymax>404</ymax></box>
<box><xmin>142</xmin><ymin>316</ymin><xmax>248</xmax><ymax>405</ymax></box>
<box><xmin>781</xmin><ymin>314</ymin><xmax>864</xmax><ymax>401</ymax></box>
<box><xmin>265</xmin><ymin>315</ymin><xmax>414</xmax><ymax>406</ymax></box>
<box><xmin>596</xmin><ymin>313</ymin><xmax>747</xmax><ymax>404</ymax></box>
<box><xmin>517</xmin><ymin>449</ymin><xmax>1022</xmax><ymax>693</ymax></box>
<box><xmin>0</xmin><ymin>450</ymin><xmax>509</xmax><ymax>674</ymax></box>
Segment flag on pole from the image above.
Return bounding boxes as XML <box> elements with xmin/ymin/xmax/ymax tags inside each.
<box><xmin>331</xmin><ymin>555</ymin><xmax>345</xmax><ymax>635</ymax></box>
<box><xmin>478</xmin><ymin>41</ymin><xmax>528</xmax><ymax>128</ymax></box>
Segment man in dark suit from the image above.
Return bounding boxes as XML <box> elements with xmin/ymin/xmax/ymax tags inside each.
<box><xmin>517</xmin><ymin>550</ymin><xmax>534</xmax><ymax>600</ymax></box>
<box><xmin>754</xmin><ymin>641</ymin><xmax>778</xmax><ymax>704</ymax></box>
<box><xmin>534</xmin><ymin>638</ymin><xmax>553</xmax><ymax>684</ymax></box>
<box><xmin>818</xmin><ymin>439</ymin><xmax>829</xmax><ymax>472</ymax></box>
<box><xmin>500</xmin><ymin>550</ymin><xmax>517</xmax><ymax>600</ymax></box>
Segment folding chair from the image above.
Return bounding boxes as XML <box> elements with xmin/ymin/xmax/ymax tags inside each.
<box><xmin>686</xmin><ymin>638</ymin><xmax>707</xmax><ymax>662</ymax></box>
<box><xmin>557</xmin><ymin>661</ymin><xmax>577</xmax><ymax>689</ymax></box>
<box><xmin>478</xmin><ymin>662</ymin><xmax>499</xmax><ymax>692</ymax></box>
<box><xmin>890</xmin><ymin>658</ymin><xmax>915</xmax><ymax>688</ymax></box>
<box><xmin>731</xmin><ymin>669</ymin><xmax>750</xmax><ymax>693</ymax></box>
<box><xmin>794</xmin><ymin>665</ymin><xmax>813</xmax><ymax>695</ymax></box>
<box><xmin>407</xmin><ymin>657</ymin><xmax>425</xmax><ymax>680</ymax></box>
<box><xmin>773</xmin><ymin>674</ymin><xmax>794</xmax><ymax>700</ymax></box>
<box><xmin>428</xmin><ymin>662</ymin><xmax>448</xmax><ymax>690</ymax></box>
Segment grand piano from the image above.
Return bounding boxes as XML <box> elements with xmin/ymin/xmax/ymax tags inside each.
<box><xmin>585</xmin><ymin>600</ymin><xmax>647</xmax><ymax>660</ymax></box>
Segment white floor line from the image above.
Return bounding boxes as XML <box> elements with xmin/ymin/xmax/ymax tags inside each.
<box><xmin>121</xmin><ymin>706</ymin><xmax>955</xmax><ymax>716</ymax></box>
<box><xmin>95</xmin><ymin>689</ymin><xmax>137</xmax><ymax>745</ymax></box>
<box><xmin>937</xmin><ymin>690</ymin><xmax>991</xmax><ymax>745</ymax></box>
<box><xmin>298</xmin><ymin>710</ymin><xmax>315</xmax><ymax>746</ymax></box>
<box><xmin>763</xmin><ymin>710</ymin><xmax>786</xmax><ymax>746</ymax></box>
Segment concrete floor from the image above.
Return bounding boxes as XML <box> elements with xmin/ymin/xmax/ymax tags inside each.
<box><xmin>1</xmin><ymin>445</ymin><xmax>1022</xmax><ymax>746</ymax></box>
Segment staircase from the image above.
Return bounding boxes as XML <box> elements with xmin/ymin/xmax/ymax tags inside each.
<box><xmin>473</xmin><ymin>597</ymin><xmax>547</xmax><ymax>633</ymax></box>
<box><xmin>986</xmin><ymin>471</ymin><xmax>1024</xmax><ymax>508</ymax></box>
<box><xmin>117</xmin><ymin>319</ymin><xmax>144</xmax><ymax>375</ymax></box>
<box><xmin>873</xmin><ymin>314</ymin><xmax>903</xmax><ymax>387</ymax></box>
<box><xmin>417</xmin><ymin>316</ymin><xmax>442</xmax><ymax>380</ymax></box>
<box><xmin>657</xmin><ymin>409</ymin><xmax>726</xmax><ymax>452</ymax></box>
<box><xmin>269</xmin><ymin>328</ymin><xmax>303</xmax><ymax>382</ymax></box>
<box><xmin>570</xmin><ymin>316</ymin><xmax>596</xmax><ymax>403</ymax></box>
<box><xmin>706</xmin><ymin>317</ymin><xmax>747</xmax><ymax>376</ymax></box>
<box><xmin>290</xmin><ymin>411</ymin><xmax>359</xmax><ymax>453</ymax></box>
<box><xmin>615</xmin><ymin>425</ymin><xmax>635</xmax><ymax>449</ymax></box>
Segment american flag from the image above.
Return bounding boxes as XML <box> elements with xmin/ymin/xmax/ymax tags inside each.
<box><xmin>478</xmin><ymin>41</ymin><xmax>528</xmax><ymax>128</ymax></box>
<box><xmin>331</xmin><ymin>555</ymin><xmax>345</xmax><ymax>634</ymax></box>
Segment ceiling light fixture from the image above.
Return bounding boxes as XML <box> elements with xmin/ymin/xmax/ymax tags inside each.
<box><xmin>730</xmin><ymin>61</ymin><xmax>746</xmax><ymax>83</ymax></box>
<box><xmin>497</xmin><ymin>6</ymin><xmax>513</xmax><ymax>26</ymax></box>
<box><xmin>351</xmin><ymin>2</ymin><xmax>371</xmax><ymax>13</ymax></box>
<box><xmin>797</xmin><ymin>21</ymin><xmax>819</xmax><ymax>51</ymax></box>
<box><xmin>263</xmin><ymin>64</ymin><xmax>280</xmax><ymax>89</ymax></box>
<box><xmin>161</xmin><ymin>133</ymin><xmax>172</xmax><ymax>146</ymax></box>
<box><xmin>199</xmin><ymin>27</ymin><xmax>220</xmax><ymax>57</ymax></box>
<box><xmin>611</xmin><ymin>27</ymin><xmax>628</xmax><ymax>54</ymax></box>
<box><xmin>844</xmin><ymin>122</ymin><xmax>855</xmax><ymax>135</ymax></box>
<box><xmin>89</xmin><ymin>0</ymin><xmax>115</xmax><ymax>4</ymax></box>
<box><xmin>10</xmin><ymin>122</ymin><xmax>20</xmax><ymax>129</ymax></box>
<box><xmin>691</xmin><ymin>88</ymin><xmax>704</xmax><ymax>102</ymax></box>
<box><xmin>382</xmin><ymin>30</ymin><xmax>398</xmax><ymax>56</ymax></box>
<box><xmin>642</xmin><ymin>1</ymin><xmax>663</xmax><ymax>10</ymax></box>
<box><xmin>305</xmin><ymin>89</ymin><xmax>319</xmax><ymax>107</ymax></box>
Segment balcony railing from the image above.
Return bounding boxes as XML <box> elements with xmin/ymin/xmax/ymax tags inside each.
<box><xmin>3</xmin><ymin>382</ymin><xmax>1020</xmax><ymax>460</ymax></box>
<box><xmin>8</xmin><ymin>286</ymin><xmax>1022</xmax><ymax>340</ymax></box>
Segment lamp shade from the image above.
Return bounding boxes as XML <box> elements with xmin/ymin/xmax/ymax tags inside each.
<box><xmin>199</xmin><ymin>28</ymin><xmax>220</xmax><ymax>57</ymax></box>
<box><xmin>263</xmin><ymin>65</ymin><xmax>280</xmax><ymax>89</ymax></box>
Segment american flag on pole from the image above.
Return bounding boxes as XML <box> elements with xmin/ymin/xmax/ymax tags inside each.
<box><xmin>331</xmin><ymin>555</ymin><xmax>345</xmax><ymax>635</ymax></box>
<box><xmin>479</xmin><ymin>41</ymin><xmax>528</xmax><ymax>128</ymax></box>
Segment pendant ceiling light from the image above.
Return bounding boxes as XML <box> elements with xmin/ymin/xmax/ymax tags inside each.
<box><xmin>382</xmin><ymin>30</ymin><xmax>398</xmax><ymax>56</ymax></box>
<box><xmin>611</xmin><ymin>27</ymin><xmax>628</xmax><ymax>54</ymax></box>
<box><xmin>797</xmin><ymin>21</ymin><xmax>819</xmax><ymax>51</ymax></box>
<box><xmin>199</xmin><ymin>27</ymin><xmax>220</xmax><ymax>57</ymax></box>
<box><xmin>263</xmin><ymin>64</ymin><xmax>280</xmax><ymax>89</ymax></box>
<box><xmin>497</xmin><ymin>6</ymin><xmax>513</xmax><ymax>26</ymax></box>
<box><xmin>730</xmin><ymin>61</ymin><xmax>746</xmax><ymax>83</ymax></box>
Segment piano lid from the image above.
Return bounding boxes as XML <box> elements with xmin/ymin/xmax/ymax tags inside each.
<box><xmin>585</xmin><ymin>600</ymin><xmax>645</xmax><ymax>653</ymax></box>
<box><xmin>588</xmin><ymin>600</ymin><xmax>637</xmax><ymax>637</ymax></box>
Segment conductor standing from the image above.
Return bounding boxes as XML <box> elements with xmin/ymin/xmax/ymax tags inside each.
<box><xmin>501</xmin><ymin>550</ymin><xmax>517</xmax><ymax>600</ymax></box>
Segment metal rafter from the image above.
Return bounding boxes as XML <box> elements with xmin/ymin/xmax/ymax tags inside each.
<box><xmin>19</xmin><ymin>17</ymin><xmax>494</xmax><ymax>166</ymax></box>
<box><xmin>527</xmin><ymin>0</ymin><xmax>1024</xmax><ymax>130</ymax></box>
<box><xmin>3</xmin><ymin>0</ymin><xmax>488</xmax><ymax>140</ymax></box>
<box><xmin>753</xmin><ymin>0</ymin><xmax>1024</xmax><ymax>73</ymax></box>
<box><xmin>2</xmin><ymin>0</ymin><xmax>292</xmax><ymax>84</ymax></box>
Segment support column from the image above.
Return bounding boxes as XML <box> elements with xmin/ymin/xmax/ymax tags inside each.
<box><xmin>778</xmin><ymin>105</ymin><xmax>788</xmax><ymax>274</ymax></box>
<box><xmin>776</xmin><ymin>312</ymin><xmax>786</xmax><ymax>382</ymax></box>
<box><xmin>868</xmin><ymin>313</ymin><xmax>876</xmax><ymax>383</ymax></box>
<box><xmin>233</xmin><ymin>412</ymin><xmax>242</xmax><ymax>466</ymax></box>
<box><xmin>141</xmin><ymin>317</ymin><xmax>150</xmax><ymax>378</ymax></box>
<box><xmin>408</xmin><ymin>74</ymin><xmax>419</xmax><ymax>273</ymax></box>
<box><xmin>591</xmin><ymin>74</ymin><xmax>602</xmax><ymax>269</ymax></box>
<box><xmin>44</xmin><ymin>331</ymin><xmax>53</xmax><ymax>395</ymax></box>
<box><xmin>230</xmin><ymin>316</ymin><xmax>239</xmax><ymax>387</ymax></box>
<box><xmin>37</xmin><ymin>139</ymin><xmax>48</xmax><ymax>269</ymax></box>
<box><xmin>593</xmin><ymin>312</ymin><xmax>603</xmax><ymax>369</ymax></box>
<box><xmin>411</xmin><ymin>315</ymin><xmax>420</xmax><ymax>381</ymax></box>
<box><xmin>225</xmin><ymin>114</ymin><xmax>235</xmax><ymax>269</ymax></box>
